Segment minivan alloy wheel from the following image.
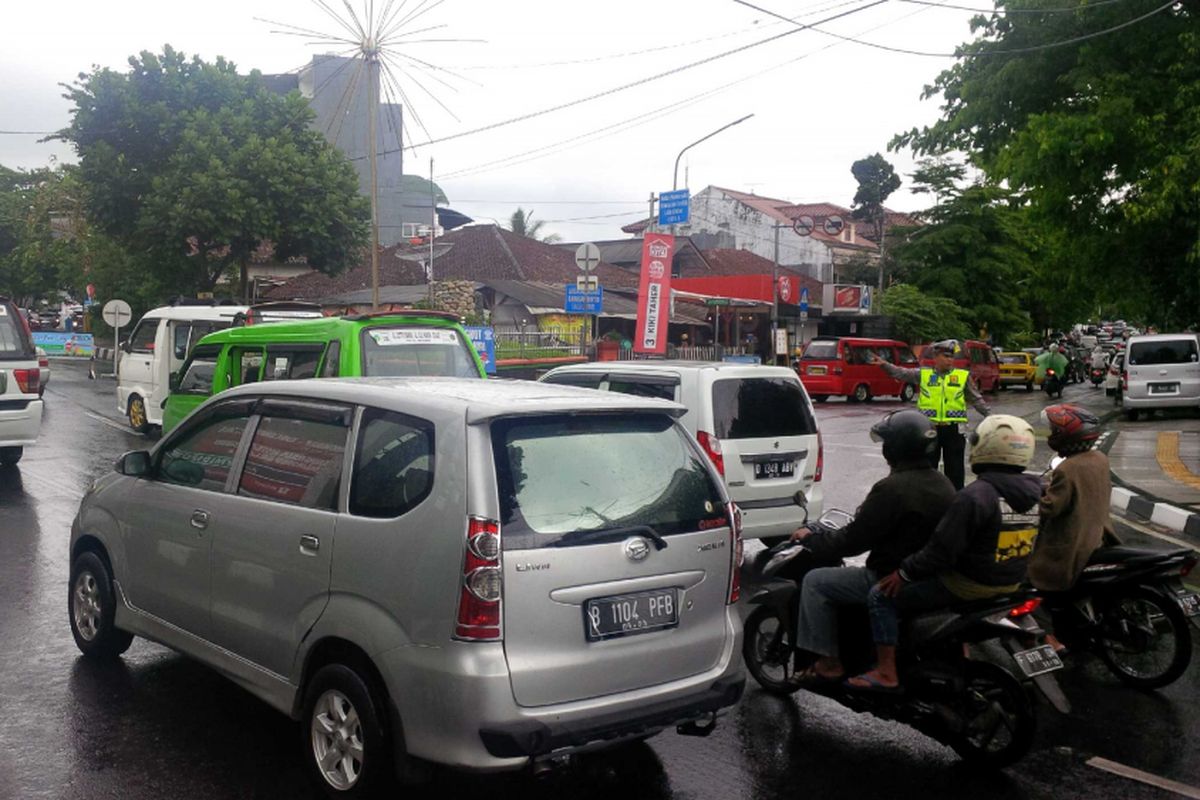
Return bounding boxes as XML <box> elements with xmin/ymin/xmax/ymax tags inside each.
<box><xmin>72</xmin><ymin>571</ymin><xmax>102</xmax><ymax>641</ymax></box>
<box><xmin>311</xmin><ymin>689</ymin><xmax>365</xmax><ymax>790</ymax></box>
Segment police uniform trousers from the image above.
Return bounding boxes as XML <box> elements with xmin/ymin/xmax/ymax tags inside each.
<box><xmin>930</xmin><ymin>423</ymin><xmax>966</xmax><ymax>490</ymax></box>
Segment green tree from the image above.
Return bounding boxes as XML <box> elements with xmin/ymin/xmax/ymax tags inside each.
<box><xmin>506</xmin><ymin>207</ymin><xmax>561</xmax><ymax>244</ymax></box>
<box><xmin>893</xmin><ymin>0</ymin><xmax>1200</xmax><ymax>328</ymax></box>
<box><xmin>58</xmin><ymin>47</ymin><xmax>369</xmax><ymax>299</ymax></box>
<box><xmin>850</xmin><ymin>153</ymin><xmax>901</xmax><ymax>243</ymax></box>
<box><xmin>879</xmin><ymin>283</ymin><xmax>972</xmax><ymax>344</ymax></box>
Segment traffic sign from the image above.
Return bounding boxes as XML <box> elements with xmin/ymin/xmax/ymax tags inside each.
<box><xmin>574</xmin><ymin>242</ymin><xmax>601</xmax><ymax>273</ymax></box>
<box><xmin>822</xmin><ymin>215</ymin><xmax>845</xmax><ymax>236</ymax></box>
<box><xmin>102</xmin><ymin>299</ymin><xmax>132</xmax><ymax>328</ymax></box>
<box><xmin>658</xmin><ymin>189</ymin><xmax>690</xmax><ymax>226</ymax></box>
<box><xmin>799</xmin><ymin>286</ymin><xmax>809</xmax><ymax>312</ymax></box>
<box><xmin>565</xmin><ymin>286</ymin><xmax>603</xmax><ymax>314</ymax></box>
<box><xmin>861</xmin><ymin>287</ymin><xmax>872</xmax><ymax>311</ymax></box>
<box><xmin>577</xmin><ymin>274</ymin><xmax>599</xmax><ymax>291</ymax></box>
<box><xmin>705</xmin><ymin>297</ymin><xmax>731</xmax><ymax>307</ymax></box>
<box><xmin>792</xmin><ymin>215</ymin><xmax>815</xmax><ymax>237</ymax></box>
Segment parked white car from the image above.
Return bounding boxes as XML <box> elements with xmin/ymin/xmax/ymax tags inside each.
<box><xmin>1122</xmin><ymin>333</ymin><xmax>1200</xmax><ymax>420</ymax></box>
<box><xmin>0</xmin><ymin>297</ymin><xmax>43</xmax><ymax>465</ymax></box>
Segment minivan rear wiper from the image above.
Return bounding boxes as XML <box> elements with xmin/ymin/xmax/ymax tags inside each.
<box><xmin>552</xmin><ymin>525</ymin><xmax>669</xmax><ymax>550</ymax></box>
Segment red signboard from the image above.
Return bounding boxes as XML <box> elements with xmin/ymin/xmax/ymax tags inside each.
<box><xmin>834</xmin><ymin>285</ymin><xmax>862</xmax><ymax>311</ymax></box>
<box><xmin>777</xmin><ymin>275</ymin><xmax>798</xmax><ymax>304</ymax></box>
<box><xmin>634</xmin><ymin>233</ymin><xmax>675</xmax><ymax>355</ymax></box>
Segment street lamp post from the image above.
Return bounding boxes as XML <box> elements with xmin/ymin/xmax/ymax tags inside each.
<box><xmin>672</xmin><ymin>113</ymin><xmax>755</xmax><ymax>194</ymax></box>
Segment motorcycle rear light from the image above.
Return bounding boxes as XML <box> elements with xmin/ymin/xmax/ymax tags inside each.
<box><xmin>1008</xmin><ymin>597</ymin><xmax>1042</xmax><ymax>618</ymax></box>
<box><xmin>697</xmin><ymin>431</ymin><xmax>724</xmax><ymax>476</ymax></box>
<box><xmin>455</xmin><ymin>517</ymin><xmax>502</xmax><ymax>640</ymax></box>
<box><xmin>727</xmin><ymin>503</ymin><xmax>743</xmax><ymax>604</ymax></box>
<box><xmin>815</xmin><ymin>431</ymin><xmax>824</xmax><ymax>482</ymax></box>
<box><xmin>13</xmin><ymin>368</ymin><xmax>39</xmax><ymax>395</ymax></box>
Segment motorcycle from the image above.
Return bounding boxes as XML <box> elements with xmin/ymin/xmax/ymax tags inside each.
<box><xmin>1039</xmin><ymin>544</ymin><xmax>1199</xmax><ymax>689</ymax></box>
<box><xmin>1089</xmin><ymin>365</ymin><xmax>1106</xmax><ymax>387</ymax></box>
<box><xmin>1042</xmin><ymin>368</ymin><xmax>1064</xmax><ymax>399</ymax></box>
<box><xmin>742</xmin><ymin>495</ymin><xmax>1069</xmax><ymax>769</ymax></box>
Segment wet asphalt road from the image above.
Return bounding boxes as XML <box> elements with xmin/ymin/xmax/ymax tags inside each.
<box><xmin>1</xmin><ymin>362</ymin><xmax>1197</xmax><ymax>800</ymax></box>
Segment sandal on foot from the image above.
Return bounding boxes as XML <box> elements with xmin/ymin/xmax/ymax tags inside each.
<box><xmin>789</xmin><ymin>666</ymin><xmax>845</xmax><ymax>688</ymax></box>
<box><xmin>843</xmin><ymin>672</ymin><xmax>903</xmax><ymax>694</ymax></box>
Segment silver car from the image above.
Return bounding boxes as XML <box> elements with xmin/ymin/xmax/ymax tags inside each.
<box><xmin>68</xmin><ymin>378</ymin><xmax>744</xmax><ymax>795</ymax></box>
<box><xmin>1122</xmin><ymin>333</ymin><xmax>1200</xmax><ymax>420</ymax></box>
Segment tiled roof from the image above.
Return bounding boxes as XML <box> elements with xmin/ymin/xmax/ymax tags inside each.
<box><xmin>698</xmin><ymin>249</ymin><xmax>822</xmax><ymax>294</ymax></box>
<box><xmin>266</xmin><ymin>225</ymin><xmax>635</xmax><ymax>300</ymax></box>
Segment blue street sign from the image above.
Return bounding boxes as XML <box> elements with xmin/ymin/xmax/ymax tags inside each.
<box><xmin>860</xmin><ymin>287</ymin><xmax>872</xmax><ymax>311</ymax></box>
<box><xmin>658</xmin><ymin>189</ymin><xmax>690</xmax><ymax>226</ymax></box>
<box><xmin>565</xmin><ymin>286</ymin><xmax>604</xmax><ymax>314</ymax></box>
<box><xmin>464</xmin><ymin>325</ymin><xmax>497</xmax><ymax>375</ymax></box>
<box><xmin>799</xmin><ymin>286</ymin><xmax>809</xmax><ymax>312</ymax></box>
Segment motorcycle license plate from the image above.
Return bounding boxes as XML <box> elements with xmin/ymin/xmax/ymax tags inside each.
<box><xmin>1178</xmin><ymin>592</ymin><xmax>1200</xmax><ymax>616</ymax></box>
<box><xmin>1012</xmin><ymin>644</ymin><xmax>1064</xmax><ymax>678</ymax></box>
<box><xmin>585</xmin><ymin>589</ymin><xmax>678</xmax><ymax>641</ymax></box>
<box><xmin>754</xmin><ymin>460</ymin><xmax>794</xmax><ymax>480</ymax></box>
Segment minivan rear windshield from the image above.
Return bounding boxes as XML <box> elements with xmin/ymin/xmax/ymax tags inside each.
<box><xmin>0</xmin><ymin>302</ymin><xmax>35</xmax><ymax>360</ymax></box>
<box><xmin>1128</xmin><ymin>339</ymin><xmax>1199</xmax><ymax>366</ymax></box>
<box><xmin>802</xmin><ymin>341</ymin><xmax>838</xmax><ymax>360</ymax></box>
<box><xmin>712</xmin><ymin>377</ymin><xmax>817</xmax><ymax>439</ymax></box>
<box><xmin>360</xmin><ymin>326</ymin><xmax>481</xmax><ymax>378</ymax></box>
<box><xmin>491</xmin><ymin>413</ymin><xmax>726</xmax><ymax>550</ymax></box>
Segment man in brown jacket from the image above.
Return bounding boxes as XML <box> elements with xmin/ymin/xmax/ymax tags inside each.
<box><xmin>1030</xmin><ymin>404</ymin><xmax>1116</xmax><ymax>592</ymax></box>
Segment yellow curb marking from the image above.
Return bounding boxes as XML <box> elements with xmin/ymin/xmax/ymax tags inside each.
<box><xmin>1155</xmin><ymin>432</ymin><xmax>1200</xmax><ymax>490</ymax></box>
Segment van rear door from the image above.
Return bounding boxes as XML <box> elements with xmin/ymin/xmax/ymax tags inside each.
<box><xmin>490</xmin><ymin>412</ymin><xmax>734</xmax><ymax>708</ymax></box>
<box><xmin>706</xmin><ymin>372</ymin><xmax>819</xmax><ymax>514</ymax></box>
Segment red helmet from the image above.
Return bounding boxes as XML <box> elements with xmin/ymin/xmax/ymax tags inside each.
<box><xmin>1041</xmin><ymin>404</ymin><xmax>1101</xmax><ymax>454</ymax></box>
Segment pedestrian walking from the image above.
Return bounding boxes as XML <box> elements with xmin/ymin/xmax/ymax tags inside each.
<box><xmin>870</xmin><ymin>339</ymin><xmax>990</xmax><ymax>489</ymax></box>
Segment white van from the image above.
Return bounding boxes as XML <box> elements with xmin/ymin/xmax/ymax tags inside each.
<box><xmin>117</xmin><ymin>305</ymin><xmax>248</xmax><ymax>431</ymax></box>
<box><xmin>540</xmin><ymin>361</ymin><xmax>822</xmax><ymax>543</ymax></box>
<box><xmin>1122</xmin><ymin>333</ymin><xmax>1200</xmax><ymax>420</ymax></box>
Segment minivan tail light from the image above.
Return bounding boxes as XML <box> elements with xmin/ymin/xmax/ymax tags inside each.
<box><xmin>697</xmin><ymin>431</ymin><xmax>724</xmax><ymax>476</ymax></box>
<box><xmin>814</xmin><ymin>431</ymin><xmax>824</xmax><ymax>482</ymax></box>
<box><xmin>727</xmin><ymin>503</ymin><xmax>743</xmax><ymax>604</ymax></box>
<box><xmin>13</xmin><ymin>368</ymin><xmax>39</xmax><ymax>395</ymax></box>
<box><xmin>455</xmin><ymin>517</ymin><xmax>502</xmax><ymax>640</ymax></box>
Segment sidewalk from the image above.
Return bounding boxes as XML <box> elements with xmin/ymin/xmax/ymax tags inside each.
<box><xmin>1102</xmin><ymin>420</ymin><xmax>1200</xmax><ymax>539</ymax></box>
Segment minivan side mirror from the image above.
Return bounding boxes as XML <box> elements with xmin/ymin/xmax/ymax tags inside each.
<box><xmin>169</xmin><ymin>371</ymin><xmax>180</xmax><ymax>392</ymax></box>
<box><xmin>116</xmin><ymin>450</ymin><xmax>152</xmax><ymax>477</ymax></box>
<box><xmin>120</xmin><ymin>339</ymin><xmax>132</xmax><ymax>353</ymax></box>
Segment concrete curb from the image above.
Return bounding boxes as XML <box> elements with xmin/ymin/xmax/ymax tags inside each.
<box><xmin>1110</xmin><ymin>485</ymin><xmax>1200</xmax><ymax>540</ymax></box>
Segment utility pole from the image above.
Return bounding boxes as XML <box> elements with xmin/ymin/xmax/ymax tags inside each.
<box><xmin>772</xmin><ymin>223</ymin><xmax>781</xmax><ymax>364</ymax></box>
<box><xmin>647</xmin><ymin>192</ymin><xmax>658</xmax><ymax>234</ymax></box>
<box><xmin>429</xmin><ymin>157</ymin><xmax>436</xmax><ymax>305</ymax></box>
<box><xmin>366</xmin><ymin>47</ymin><xmax>380</xmax><ymax>310</ymax></box>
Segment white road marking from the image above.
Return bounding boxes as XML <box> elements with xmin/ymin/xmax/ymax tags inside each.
<box><xmin>85</xmin><ymin>411</ymin><xmax>132</xmax><ymax>434</ymax></box>
<box><xmin>1086</xmin><ymin>757</ymin><xmax>1200</xmax><ymax>799</ymax></box>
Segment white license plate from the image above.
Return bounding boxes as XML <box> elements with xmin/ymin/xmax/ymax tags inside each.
<box><xmin>1178</xmin><ymin>592</ymin><xmax>1200</xmax><ymax>616</ymax></box>
<box><xmin>1150</xmin><ymin>383</ymin><xmax>1178</xmax><ymax>394</ymax></box>
<box><xmin>585</xmin><ymin>589</ymin><xmax>678</xmax><ymax>641</ymax></box>
<box><xmin>754</xmin><ymin>460</ymin><xmax>795</xmax><ymax>480</ymax></box>
<box><xmin>1012</xmin><ymin>644</ymin><xmax>1064</xmax><ymax>677</ymax></box>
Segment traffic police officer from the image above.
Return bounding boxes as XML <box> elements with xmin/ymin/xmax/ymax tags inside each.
<box><xmin>870</xmin><ymin>339</ymin><xmax>990</xmax><ymax>489</ymax></box>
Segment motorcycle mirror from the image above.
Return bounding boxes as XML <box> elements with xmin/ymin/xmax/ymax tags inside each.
<box><xmin>793</xmin><ymin>491</ymin><xmax>807</xmax><ymax>509</ymax></box>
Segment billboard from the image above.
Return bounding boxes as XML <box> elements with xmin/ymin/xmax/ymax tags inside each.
<box><xmin>821</xmin><ymin>284</ymin><xmax>872</xmax><ymax>315</ymax></box>
<box><xmin>32</xmin><ymin>332</ymin><xmax>95</xmax><ymax>357</ymax></box>
<box><xmin>634</xmin><ymin>233</ymin><xmax>674</xmax><ymax>355</ymax></box>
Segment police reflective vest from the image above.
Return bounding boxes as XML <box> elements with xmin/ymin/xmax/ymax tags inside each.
<box><xmin>917</xmin><ymin>367</ymin><xmax>969</xmax><ymax>423</ymax></box>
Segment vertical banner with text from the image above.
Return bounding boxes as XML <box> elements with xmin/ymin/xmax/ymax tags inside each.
<box><xmin>634</xmin><ymin>232</ymin><xmax>675</xmax><ymax>355</ymax></box>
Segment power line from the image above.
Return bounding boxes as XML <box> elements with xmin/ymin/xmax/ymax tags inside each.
<box><xmin>0</xmin><ymin>130</ymin><xmax>57</xmax><ymax>135</ymax></box>
<box><xmin>736</xmin><ymin>0</ymin><xmax>1179</xmax><ymax>58</ymax></box>
<box><xmin>439</xmin><ymin>3</ymin><xmax>932</xmax><ymax>182</ymax></box>
<box><xmin>352</xmin><ymin>0</ymin><xmax>888</xmax><ymax>158</ymax></box>
<box><xmin>898</xmin><ymin>0</ymin><xmax>1132</xmax><ymax>13</ymax></box>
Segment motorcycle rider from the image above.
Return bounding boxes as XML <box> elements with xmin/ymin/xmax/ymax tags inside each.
<box><xmin>787</xmin><ymin>410</ymin><xmax>956</xmax><ymax>684</ymax></box>
<box><xmin>848</xmin><ymin>415</ymin><xmax>1042</xmax><ymax>691</ymax></box>
<box><xmin>1035</xmin><ymin>344</ymin><xmax>1069</xmax><ymax>387</ymax></box>
<box><xmin>1090</xmin><ymin>345</ymin><xmax>1108</xmax><ymax>373</ymax></box>
<box><xmin>1032</xmin><ymin>404</ymin><xmax>1118</xmax><ymax>589</ymax></box>
<box><xmin>869</xmin><ymin>339</ymin><xmax>991</xmax><ymax>490</ymax></box>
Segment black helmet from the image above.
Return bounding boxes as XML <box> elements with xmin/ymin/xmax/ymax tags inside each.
<box><xmin>1042</xmin><ymin>404</ymin><xmax>1101</xmax><ymax>455</ymax></box>
<box><xmin>870</xmin><ymin>410</ymin><xmax>937</xmax><ymax>465</ymax></box>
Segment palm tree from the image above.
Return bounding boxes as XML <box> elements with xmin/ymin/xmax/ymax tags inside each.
<box><xmin>507</xmin><ymin>208</ymin><xmax>561</xmax><ymax>244</ymax></box>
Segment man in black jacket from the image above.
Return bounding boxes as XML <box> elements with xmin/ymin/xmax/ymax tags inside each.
<box><xmin>790</xmin><ymin>410</ymin><xmax>956</xmax><ymax>684</ymax></box>
<box><xmin>847</xmin><ymin>414</ymin><xmax>1041</xmax><ymax>691</ymax></box>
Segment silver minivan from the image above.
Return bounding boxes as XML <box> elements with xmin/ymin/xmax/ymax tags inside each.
<box><xmin>1122</xmin><ymin>333</ymin><xmax>1200</xmax><ymax>420</ymax></box>
<box><xmin>68</xmin><ymin>378</ymin><xmax>744</xmax><ymax>795</ymax></box>
<box><xmin>539</xmin><ymin>361</ymin><xmax>822</xmax><ymax>543</ymax></box>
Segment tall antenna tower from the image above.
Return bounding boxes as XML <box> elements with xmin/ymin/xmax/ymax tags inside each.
<box><xmin>262</xmin><ymin>1</ymin><xmax>477</xmax><ymax>308</ymax></box>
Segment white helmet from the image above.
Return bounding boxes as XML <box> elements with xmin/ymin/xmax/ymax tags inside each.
<box><xmin>968</xmin><ymin>414</ymin><xmax>1035</xmax><ymax>469</ymax></box>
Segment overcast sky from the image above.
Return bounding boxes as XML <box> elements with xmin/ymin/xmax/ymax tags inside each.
<box><xmin>0</xmin><ymin>0</ymin><xmax>979</xmax><ymax>242</ymax></box>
